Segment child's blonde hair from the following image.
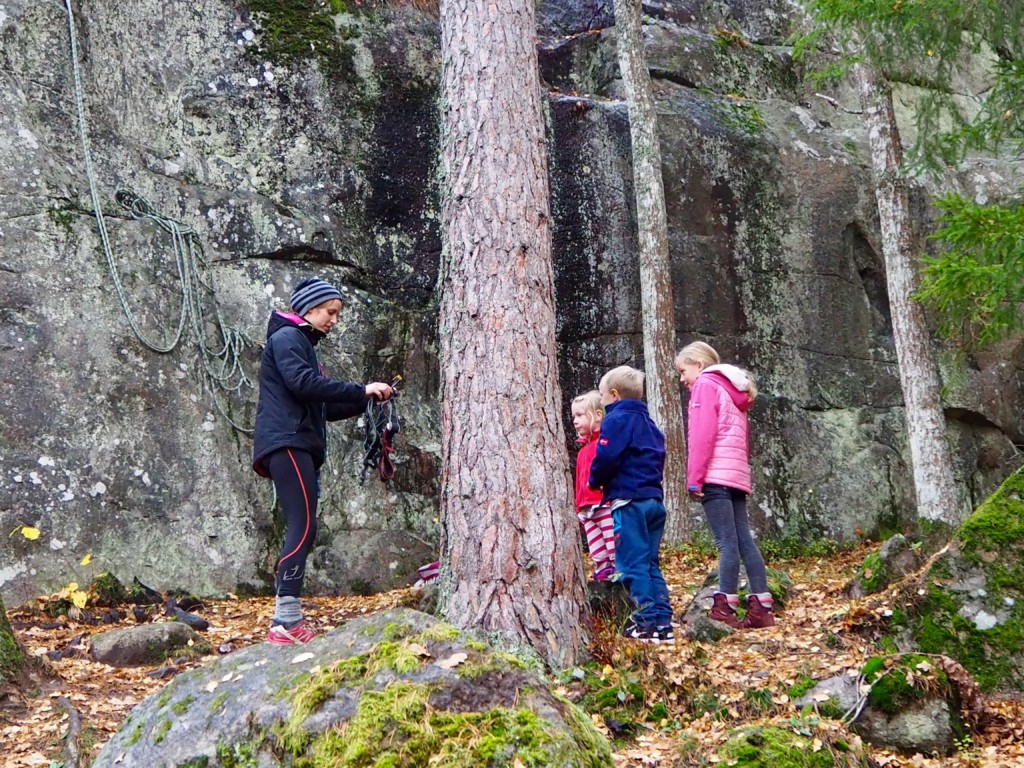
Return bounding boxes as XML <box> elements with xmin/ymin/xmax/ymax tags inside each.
<box><xmin>675</xmin><ymin>341</ymin><xmax>719</xmax><ymax>369</ymax></box>
<box><xmin>600</xmin><ymin>365</ymin><xmax>645</xmax><ymax>400</ymax></box>
<box><xmin>675</xmin><ymin>341</ymin><xmax>758</xmax><ymax>400</ymax></box>
<box><xmin>571</xmin><ymin>390</ymin><xmax>604</xmax><ymax>420</ymax></box>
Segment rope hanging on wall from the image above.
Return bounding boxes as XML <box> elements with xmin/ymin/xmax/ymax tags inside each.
<box><xmin>62</xmin><ymin>0</ymin><xmax>254</xmax><ymax>433</ymax></box>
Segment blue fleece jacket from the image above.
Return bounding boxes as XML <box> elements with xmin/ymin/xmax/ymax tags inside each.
<box><xmin>587</xmin><ymin>399</ymin><xmax>666</xmax><ymax>501</ymax></box>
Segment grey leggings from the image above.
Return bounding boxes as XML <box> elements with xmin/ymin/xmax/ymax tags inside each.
<box><xmin>701</xmin><ymin>483</ymin><xmax>769</xmax><ymax>594</ymax></box>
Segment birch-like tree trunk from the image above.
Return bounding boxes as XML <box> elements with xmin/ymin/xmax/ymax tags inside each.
<box><xmin>436</xmin><ymin>0</ymin><xmax>588</xmax><ymax>666</ymax></box>
<box><xmin>613</xmin><ymin>0</ymin><xmax>689</xmax><ymax>541</ymax></box>
<box><xmin>853</xmin><ymin>61</ymin><xmax>962</xmax><ymax>525</ymax></box>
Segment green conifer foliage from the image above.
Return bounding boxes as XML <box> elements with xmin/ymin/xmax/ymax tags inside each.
<box><xmin>806</xmin><ymin>0</ymin><xmax>1024</xmax><ymax>347</ymax></box>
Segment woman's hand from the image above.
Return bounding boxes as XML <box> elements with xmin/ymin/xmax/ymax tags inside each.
<box><xmin>365</xmin><ymin>382</ymin><xmax>394</xmax><ymax>401</ymax></box>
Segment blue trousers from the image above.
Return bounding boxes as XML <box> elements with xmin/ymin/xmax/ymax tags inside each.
<box><xmin>613</xmin><ymin>498</ymin><xmax>673</xmax><ymax>629</ymax></box>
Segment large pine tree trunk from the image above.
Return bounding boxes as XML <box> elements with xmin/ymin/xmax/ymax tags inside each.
<box><xmin>1</xmin><ymin>594</ymin><xmax>25</xmax><ymax>684</ymax></box>
<box><xmin>854</xmin><ymin>62</ymin><xmax>963</xmax><ymax>525</ymax></box>
<box><xmin>613</xmin><ymin>0</ymin><xmax>689</xmax><ymax>542</ymax></box>
<box><xmin>437</xmin><ymin>0</ymin><xmax>588</xmax><ymax>666</ymax></box>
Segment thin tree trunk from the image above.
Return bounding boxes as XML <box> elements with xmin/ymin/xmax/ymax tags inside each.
<box><xmin>437</xmin><ymin>0</ymin><xmax>588</xmax><ymax>666</ymax></box>
<box><xmin>613</xmin><ymin>0</ymin><xmax>689</xmax><ymax>542</ymax></box>
<box><xmin>853</xmin><ymin>61</ymin><xmax>963</xmax><ymax>525</ymax></box>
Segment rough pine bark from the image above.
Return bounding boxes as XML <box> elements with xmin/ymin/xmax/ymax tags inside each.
<box><xmin>436</xmin><ymin>0</ymin><xmax>587</xmax><ymax>666</ymax></box>
<box><xmin>613</xmin><ymin>0</ymin><xmax>689</xmax><ymax>541</ymax></box>
<box><xmin>854</xmin><ymin>62</ymin><xmax>963</xmax><ymax>525</ymax></box>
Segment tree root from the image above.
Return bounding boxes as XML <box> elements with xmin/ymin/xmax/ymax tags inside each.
<box><xmin>57</xmin><ymin>695</ymin><xmax>83</xmax><ymax>768</ymax></box>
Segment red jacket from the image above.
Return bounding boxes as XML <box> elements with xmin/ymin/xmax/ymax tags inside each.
<box><xmin>575</xmin><ymin>434</ymin><xmax>604</xmax><ymax>510</ymax></box>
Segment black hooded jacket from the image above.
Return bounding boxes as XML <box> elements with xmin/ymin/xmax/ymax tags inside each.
<box><xmin>252</xmin><ymin>312</ymin><xmax>368</xmax><ymax>476</ymax></box>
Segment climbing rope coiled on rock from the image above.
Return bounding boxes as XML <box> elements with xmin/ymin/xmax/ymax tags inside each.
<box><xmin>62</xmin><ymin>0</ymin><xmax>254</xmax><ymax>433</ymax></box>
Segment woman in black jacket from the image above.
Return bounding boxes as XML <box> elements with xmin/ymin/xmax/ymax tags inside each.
<box><xmin>253</xmin><ymin>277</ymin><xmax>393</xmax><ymax>645</ymax></box>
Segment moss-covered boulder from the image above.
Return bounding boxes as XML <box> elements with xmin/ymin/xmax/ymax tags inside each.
<box><xmin>846</xmin><ymin>534</ymin><xmax>922</xmax><ymax>598</ymax></box>
<box><xmin>890</xmin><ymin>467</ymin><xmax>1024</xmax><ymax>691</ymax></box>
<box><xmin>852</xmin><ymin>655</ymin><xmax>963</xmax><ymax>756</ymax></box>
<box><xmin>708</xmin><ymin>724</ymin><xmax>869</xmax><ymax>767</ymax></box>
<box><xmin>92</xmin><ymin>608</ymin><xmax>613</xmax><ymax>767</ymax></box>
<box><xmin>795</xmin><ymin>650</ymin><xmax>987</xmax><ymax>756</ymax></box>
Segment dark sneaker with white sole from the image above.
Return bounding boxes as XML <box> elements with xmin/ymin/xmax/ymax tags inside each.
<box><xmin>655</xmin><ymin>625</ymin><xmax>675</xmax><ymax>644</ymax></box>
<box><xmin>622</xmin><ymin>620</ymin><xmax>659</xmax><ymax>643</ymax></box>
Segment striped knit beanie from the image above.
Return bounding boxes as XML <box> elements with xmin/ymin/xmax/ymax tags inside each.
<box><xmin>290</xmin><ymin>277</ymin><xmax>342</xmax><ymax>316</ymax></box>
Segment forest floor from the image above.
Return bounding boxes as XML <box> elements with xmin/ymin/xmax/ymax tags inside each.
<box><xmin>2</xmin><ymin>541</ymin><xmax>1023</xmax><ymax>768</ymax></box>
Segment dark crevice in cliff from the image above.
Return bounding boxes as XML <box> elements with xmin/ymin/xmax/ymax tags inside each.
<box><xmin>650</xmin><ymin>68</ymin><xmax>698</xmax><ymax>90</ymax></box>
<box><xmin>244</xmin><ymin>245</ymin><xmax>358</xmax><ymax>268</ymax></box>
<box><xmin>945</xmin><ymin>407</ymin><xmax>1003</xmax><ymax>432</ymax></box>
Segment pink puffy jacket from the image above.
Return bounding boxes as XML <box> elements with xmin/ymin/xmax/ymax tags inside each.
<box><xmin>686</xmin><ymin>365</ymin><xmax>754</xmax><ymax>494</ymax></box>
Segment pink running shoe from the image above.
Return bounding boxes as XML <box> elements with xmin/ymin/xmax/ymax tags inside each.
<box><xmin>267</xmin><ymin>620</ymin><xmax>317</xmax><ymax>645</ymax></box>
<box><xmin>593</xmin><ymin>566</ymin><xmax>617</xmax><ymax>582</ymax></box>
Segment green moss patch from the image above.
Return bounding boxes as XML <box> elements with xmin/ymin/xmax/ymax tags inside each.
<box><xmin>861</xmin><ymin>655</ymin><xmax>952</xmax><ymax>716</ymax></box>
<box><xmin>957</xmin><ymin>469</ymin><xmax>1024</xmax><ymax>555</ymax></box>
<box><xmin>716</xmin><ymin>724</ymin><xmax>858</xmax><ymax>767</ymax></box>
<box><xmin>89</xmin><ymin>572</ymin><xmax>129</xmax><ymax>607</ymax></box>
<box><xmin>246</xmin><ymin>0</ymin><xmax>356</xmax><ymax>76</ymax></box>
<box><xmin>265</xmin><ymin>615</ymin><xmax>611</xmax><ymax>767</ymax></box>
<box><xmin>216</xmin><ymin>740</ymin><xmax>262</xmax><ymax>768</ymax></box>
<box><xmin>890</xmin><ymin>468</ymin><xmax>1024</xmax><ymax>691</ymax></box>
<box><xmin>306</xmin><ymin>682</ymin><xmax>610</xmax><ymax>768</ymax></box>
<box><xmin>855</xmin><ymin>552</ymin><xmax>885</xmax><ymax>594</ymax></box>
<box><xmin>0</xmin><ymin>597</ymin><xmax>24</xmax><ymax>684</ymax></box>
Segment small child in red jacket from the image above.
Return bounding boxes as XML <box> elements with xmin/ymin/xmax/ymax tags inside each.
<box><xmin>572</xmin><ymin>390</ymin><xmax>616</xmax><ymax>581</ymax></box>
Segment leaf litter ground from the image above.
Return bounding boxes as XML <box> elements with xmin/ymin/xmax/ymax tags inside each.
<box><xmin>2</xmin><ymin>543</ymin><xmax>1023</xmax><ymax>767</ymax></box>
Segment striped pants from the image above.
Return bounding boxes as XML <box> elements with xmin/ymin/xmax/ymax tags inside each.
<box><xmin>578</xmin><ymin>504</ymin><xmax>615</xmax><ymax>572</ymax></box>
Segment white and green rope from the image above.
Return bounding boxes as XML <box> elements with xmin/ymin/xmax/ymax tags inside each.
<box><xmin>62</xmin><ymin>0</ymin><xmax>254</xmax><ymax>433</ymax></box>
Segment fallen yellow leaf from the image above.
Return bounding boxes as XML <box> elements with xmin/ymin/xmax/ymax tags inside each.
<box><xmin>20</xmin><ymin>526</ymin><xmax>41</xmax><ymax>541</ymax></box>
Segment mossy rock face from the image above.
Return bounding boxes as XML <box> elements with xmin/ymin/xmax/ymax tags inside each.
<box><xmin>92</xmin><ymin>608</ymin><xmax>613</xmax><ymax>767</ymax></box>
<box><xmin>714</xmin><ymin>725</ymin><xmax>869</xmax><ymax>767</ymax></box>
<box><xmin>889</xmin><ymin>468</ymin><xmax>1024</xmax><ymax>691</ymax></box>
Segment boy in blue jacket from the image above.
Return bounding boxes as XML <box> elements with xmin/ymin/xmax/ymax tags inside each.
<box><xmin>588</xmin><ymin>365</ymin><xmax>673</xmax><ymax>643</ymax></box>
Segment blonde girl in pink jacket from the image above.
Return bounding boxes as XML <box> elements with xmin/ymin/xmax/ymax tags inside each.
<box><xmin>676</xmin><ymin>341</ymin><xmax>774</xmax><ymax>629</ymax></box>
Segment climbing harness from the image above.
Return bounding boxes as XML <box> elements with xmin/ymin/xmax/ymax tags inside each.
<box><xmin>61</xmin><ymin>0</ymin><xmax>254</xmax><ymax>433</ymax></box>
<box><xmin>360</xmin><ymin>376</ymin><xmax>403</xmax><ymax>484</ymax></box>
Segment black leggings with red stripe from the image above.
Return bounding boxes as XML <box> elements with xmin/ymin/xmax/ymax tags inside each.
<box><xmin>267</xmin><ymin>448</ymin><xmax>319</xmax><ymax>598</ymax></box>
